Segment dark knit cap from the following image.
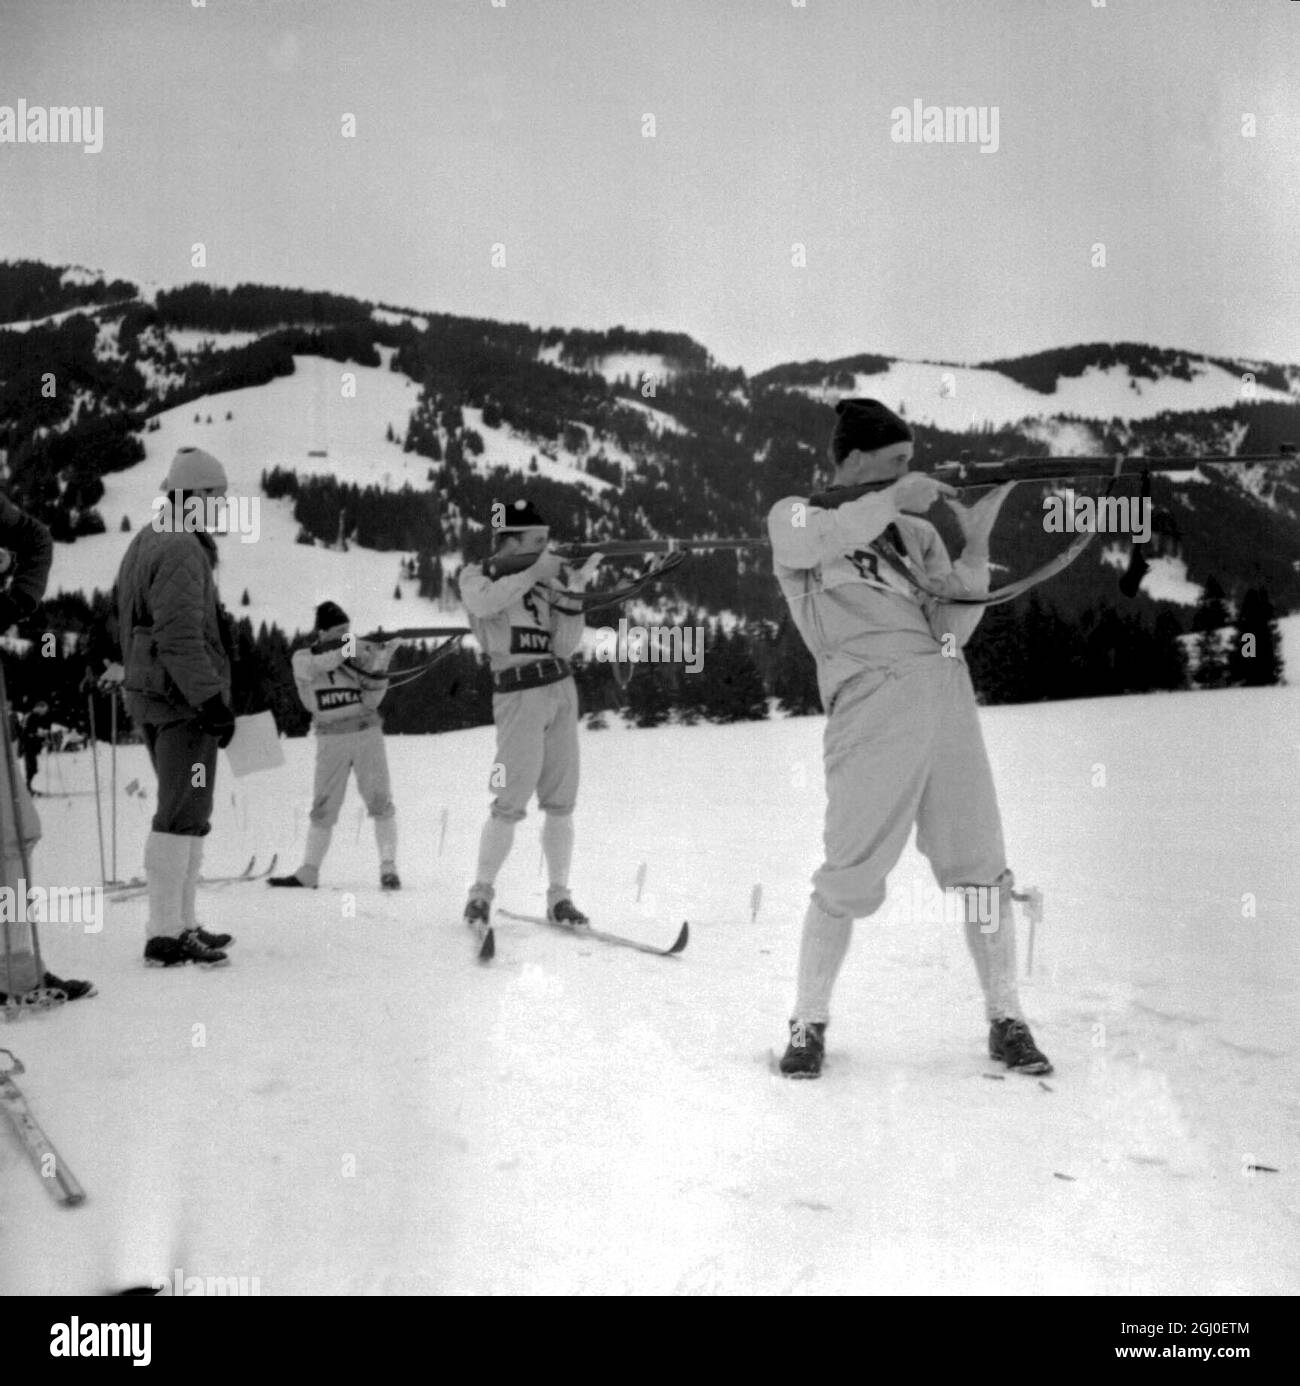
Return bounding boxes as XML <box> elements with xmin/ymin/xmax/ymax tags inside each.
<box><xmin>495</xmin><ymin>498</ymin><xmax>548</xmax><ymax>532</ymax></box>
<box><xmin>315</xmin><ymin>601</ymin><xmax>350</xmax><ymax>631</ymax></box>
<box><xmin>830</xmin><ymin>398</ymin><xmax>913</xmax><ymax>464</ymax></box>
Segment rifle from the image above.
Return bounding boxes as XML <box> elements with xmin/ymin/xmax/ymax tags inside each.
<box><xmin>359</xmin><ymin>625</ymin><xmax>471</xmax><ymax>643</ymax></box>
<box><xmin>807</xmin><ymin>444</ymin><xmax>1297</xmax><ymax>509</ymax></box>
<box><xmin>480</xmin><ymin>444</ymin><xmax>1298</xmax><ymax>605</ymax></box>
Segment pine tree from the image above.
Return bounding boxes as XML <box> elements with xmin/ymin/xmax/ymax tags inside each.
<box><xmin>1149</xmin><ymin>610</ymin><xmax>1188</xmax><ymax>690</ymax></box>
<box><xmin>240</xmin><ymin>589</ymin><xmax>250</xmax><ymax>606</ymax></box>
<box><xmin>700</xmin><ymin>631</ymin><xmax>768</xmax><ymax>722</ymax></box>
<box><xmin>1191</xmin><ymin>576</ymin><xmax>1231</xmax><ymax>688</ymax></box>
<box><xmin>771</xmin><ymin>615</ymin><xmax>820</xmax><ymax>715</ymax></box>
<box><xmin>120</xmin><ymin>515</ymin><xmax>131</xmax><ymax>531</ymax></box>
<box><xmin>1228</xmin><ymin>586</ymin><xmax>1283</xmax><ymax>686</ymax></box>
<box><xmin>393</xmin><ymin>585</ymin><xmax>401</xmax><ymax>600</ymax></box>
<box><xmin>625</xmin><ymin>662</ymin><xmax>672</xmax><ymax>728</ymax></box>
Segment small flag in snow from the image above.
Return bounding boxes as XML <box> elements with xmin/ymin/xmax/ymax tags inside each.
<box><xmin>750</xmin><ymin>884</ymin><xmax>762</xmax><ymax>923</ymax></box>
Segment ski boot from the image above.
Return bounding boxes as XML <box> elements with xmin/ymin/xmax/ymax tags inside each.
<box><xmin>547</xmin><ymin>898</ymin><xmax>589</xmax><ymax>929</ymax></box>
<box><xmin>268</xmin><ymin>872</ymin><xmax>314</xmax><ymax>888</ymax></box>
<box><xmin>194</xmin><ymin>926</ymin><xmax>234</xmax><ymax>949</ymax></box>
<box><xmin>988</xmin><ymin>1017</ymin><xmax>1053</xmax><ymax>1075</ymax></box>
<box><xmin>0</xmin><ymin>971</ymin><xmax>96</xmax><ymax>1005</ymax></box>
<box><xmin>380</xmin><ymin>866</ymin><xmax>401</xmax><ymax>891</ymax></box>
<box><xmin>778</xmin><ymin>1019</ymin><xmax>827</xmax><ymax>1079</ymax></box>
<box><xmin>42</xmin><ymin>971</ymin><xmax>96</xmax><ymax>1002</ymax></box>
<box><xmin>464</xmin><ymin>895</ymin><xmax>494</xmax><ymax>961</ymax></box>
<box><xmin>144</xmin><ymin>929</ymin><xmax>229</xmax><ymax>968</ymax></box>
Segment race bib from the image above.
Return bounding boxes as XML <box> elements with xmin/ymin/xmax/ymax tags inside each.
<box><xmin>510</xmin><ymin>627</ymin><xmax>553</xmax><ymax>655</ymax></box>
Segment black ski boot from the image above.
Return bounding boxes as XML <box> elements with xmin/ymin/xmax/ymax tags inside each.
<box><xmin>779</xmin><ymin>1019</ymin><xmax>827</xmax><ymax>1079</ymax></box>
<box><xmin>0</xmin><ymin>972</ymin><xmax>96</xmax><ymax>1005</ymax></box>
<box><xmin>194</xmin><ymin>926</ymin><xmax>233</xmax><ymax>949</ymax></box>
<box><xmin>547</xmin><ymin>898</ymin><xmax>589</xmax><ymax>928</ymax></box>
<box><xmin>989</xmin><ymin>1017</ymin><xmax>1053</xmax><ymax>1075</ymax></box>
<box><xmin>380</xmin><ymin>867</ymin><xmax>401</xmax><ymax>891</ymax></box>
<box><xmin>42</xmin><ymin>972</ymin><xmax>96</xmax><ymax>1002</ymax></box>
<box><xmin>144</xmin><ymin>929</ymin><xmax>229</xmax><ymax>968</ymax></box>
<box><xmin>464</xmin><ymin>896</ymin><xmax>493</xmax><ymax>960</ymax></box>
<box><xmin>268</xmin><ymin>872</ymin><xmax>313</xmax><ymax>888</ymax></box>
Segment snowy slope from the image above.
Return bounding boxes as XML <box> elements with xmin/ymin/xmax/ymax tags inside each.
<box><xmin>1</xmin><ymin>686</ymin><xmax>1296</xmax><ymax>1294</ymax></box>
<box><xmin>47</xmin><ymin>355</ymin><xmax>447</xmax><ymax>638</ymax></box>
<box><xmin>794</xmin><ymin>359</ymin><xmax>1297</xmax><ymax>430</ymax></box>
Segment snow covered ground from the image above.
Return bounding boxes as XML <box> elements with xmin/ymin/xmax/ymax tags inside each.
<box><xmin>1</xmin><ymin>685</ymin><xmax>1296</xmax><ymax>1295</ymax></box>
<box><xmin>795</xmin><ymin>358</ymin><xmax>1297</xmax><ymax>430</ymax></box>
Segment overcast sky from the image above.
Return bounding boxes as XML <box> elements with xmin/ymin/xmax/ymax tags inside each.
<box><xmin>1</xmin><ymin>0</ymin><xmax>1296</xmax><ymax>373</ymax></box>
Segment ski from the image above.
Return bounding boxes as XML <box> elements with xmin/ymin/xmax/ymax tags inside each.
<box><xmin>103</xmin><ymin>876</ymin><xmax>147</xmax><ymax>896</ymax></box>
<box><xmin>0</xmin><ymin>1049</ymin><xmax>86</xmax><ymax>1207</ymax></box>
<box><xmin>108</xmin><ymin>854</ymin><xmax>276</xmax><ymax>903</ymax></box>
<box><xmin>472</xmin><ymin>918</ymin><xmax>495</xmax><ymax>962</ymax></box>
<box><xmin>497</xmin><ymin>909</ymin><xmax>688</xmax><ymax>957</ymax></box>
<box><xmin>203</xmin><ymin>854</ymin><xmax>276</xmax><ymax>890</ymax></box>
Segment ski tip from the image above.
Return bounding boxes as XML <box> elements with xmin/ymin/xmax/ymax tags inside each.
<box><xmin>667</xmin><ymin>920</ymin><xmax>689</xmax><ymax>954</ymax></box>
<box><xmin>476</xmin><ymin>928</ymin><xmax>495</xmax><ymax>962</ymax></box>
<box><xmin>114</xmin><ymin>1285</ymin><xmax>160</xmax><ymax>1296</ymax></box>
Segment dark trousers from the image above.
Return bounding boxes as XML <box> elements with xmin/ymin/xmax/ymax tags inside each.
<box><xmin>144</xmin><ymin>718</ymin><xmax>218</xmax><ymax>836</ymax></box>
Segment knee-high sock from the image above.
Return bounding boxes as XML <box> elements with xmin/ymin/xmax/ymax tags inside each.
<box><xmin>374</xmin><ymin>814</ymin><xmax>397</xmax><ymax>867</ymax></box>
<box><xmin>793</xmin><ymin>897</ymin><xmax>854</xmax><ymax>1024</ymax></box>
<box><xmin>473</xmin><ymin>814</ymin><xmax>516</xmax><ymax>893</ymax></box>
<box><xmin>145</xmin><ymin>831</ymin><xmax>192</xmax><ymax>941</ymax></box>
<box><xmin>541</xmin><ymin>812</ymin><xmax>574</xmax><ymax>901</ymax></box>
<box><xmin>297</xmin><ymin>823</ymin><xmax>332</xmax><ymax>887</ymax></box>
<box><xmin>182</xmin><ymin>837</ymin><xmax>203</xmax><ymax>930</ymax></box>
<box><xmin>963</xmin><ymin>881</ymin><xmax>1022</xmax><ymax>1020</ymax></box>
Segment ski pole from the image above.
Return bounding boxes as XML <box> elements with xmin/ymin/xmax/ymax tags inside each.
<box><xmin>0</xmin><ymin>661</ymin><xmax>44</xmax><ymax>982</ymax></box>
<box><xmin>109</xmin><ymin>690</ymin><xmax>118</xmax><ymax>885</ymax></box>
<box><xmin>87</xmin><ymin>691</ymin><xmax>107</xmax><ymax>888</ymax></box>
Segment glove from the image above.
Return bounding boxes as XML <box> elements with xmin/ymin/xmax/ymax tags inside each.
<box><xmin>194</xmin><ymin>695</ymin><xmax>236</xmax><ymax>748</ymax></box>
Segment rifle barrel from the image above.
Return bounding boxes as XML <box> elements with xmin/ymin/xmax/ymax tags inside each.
<box><xmin>555</xmin><ymin>538</ymin><xmax>769</xmax><ymax>558</ymax></box>
<box><xmin>931</xmin><ymin>452</ymin><xmax>1295</xmax><ymax>489</ymax></box>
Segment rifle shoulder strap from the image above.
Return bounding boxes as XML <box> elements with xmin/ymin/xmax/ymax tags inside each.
<box><xmin>874</xmin><ymin>476</ymin><xmax>1118</xmax><ymax>608</ymax></box>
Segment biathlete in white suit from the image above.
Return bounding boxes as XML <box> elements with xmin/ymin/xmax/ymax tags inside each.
<box><xmin>269</xmin><ymin>600</ymin><xmax>401</xmax><ymax>891</ymax></box>
<box><xmin>459</xmin><ymin>499</ymin><xmax>602</xmax><ymax>933</ymax></box>
<box><xmin>768</xmin><ymin>398</ymin><xmax>1052</xmax><ymax>1079</ymax></box>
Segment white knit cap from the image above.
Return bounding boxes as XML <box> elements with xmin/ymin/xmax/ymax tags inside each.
<box><xmin>163</xmin><ymin>446</ymin><xmax>228</xmax><ymax>491</ymax></box>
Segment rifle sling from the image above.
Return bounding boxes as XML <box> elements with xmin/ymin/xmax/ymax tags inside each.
<box><xmin>868</xmin><ymin>475</ymin><xmax>1119</xmax><ymax>608</ymax></box>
